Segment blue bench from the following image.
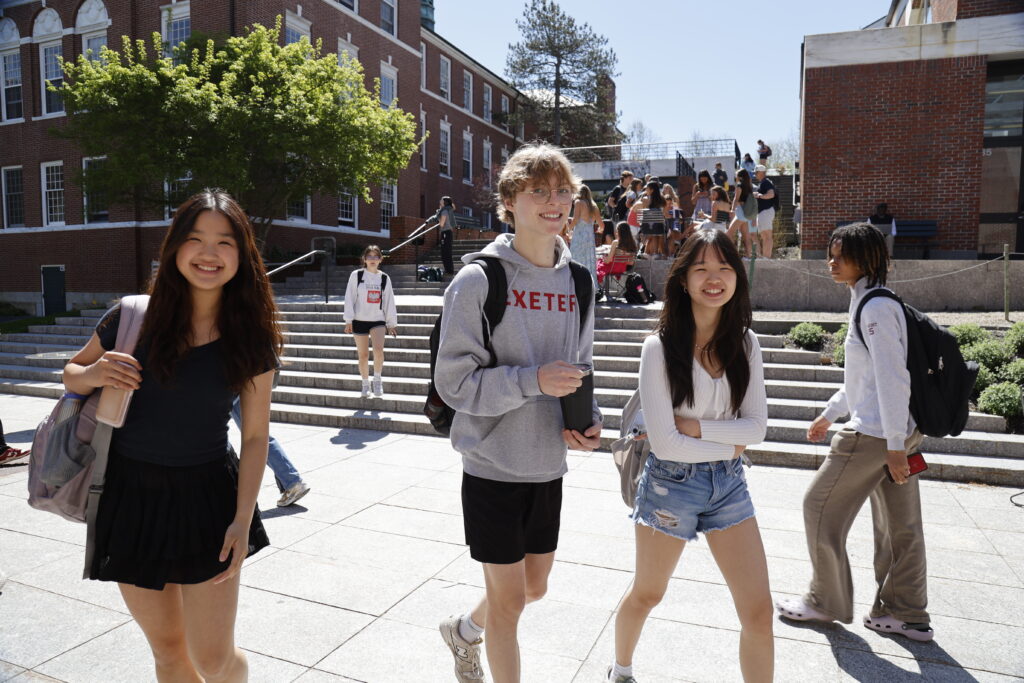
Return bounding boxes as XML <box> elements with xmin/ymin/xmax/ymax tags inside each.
<box><xmin>836</xmin><ymin>220</ymin><xmax>938</xmax><ymax>259</ymax></box>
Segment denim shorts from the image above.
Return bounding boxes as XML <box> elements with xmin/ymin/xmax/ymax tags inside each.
<box><xmin>631</xmin><ymin>454</ymin><xmax>755</xmax><ymax>542</ymax></box>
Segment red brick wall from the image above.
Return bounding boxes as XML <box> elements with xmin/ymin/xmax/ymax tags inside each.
<box><xmin>954</xmin><ymin>0</ymin><xmax>1024</xmax><ymax>19</ymax></box>
<box><xmin>801</xmin><ymin>56</ymin><xmax>987</xmax><ymax>256</ymax></box>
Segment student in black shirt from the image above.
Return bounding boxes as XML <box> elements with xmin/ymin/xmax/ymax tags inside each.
<box><xmin>609</xmin><ymin>170</ymin><xmax>634</xmax><ymax>223</ymax></box>
<box><xmin>63</xmin><ymin>190</ymin><xmax>281</xmax><ymax>682</ymax></box>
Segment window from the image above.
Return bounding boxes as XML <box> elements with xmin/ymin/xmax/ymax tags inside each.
<box><xmin>338</xmin><ymin>191</ymin><xmax>356</xmax><ymax>227</ymax></box>
<box><xmin>419</xmin><ymin>41</ymin><xmax>426</xmax><ymax>89</ymax></box>
<box><xmin>284</xmin><ymin>10</ymin><xmax>311</xmax><ymax>45</ymax></box>
<box><xmin>419</xmin><ymin>111</ymin><xmax>427</xmax><ymax>170</ymax></box>
<box><xmin>338</xmin><ymin>0</ymin><xmax>355</xmax><ymax>8</ymax></box>
<box><xmin>482</xmin><ymin>84</ymin><xmax>492</xmax><ymax>123</ymax></box>
<box><xmin>41</xmin><ymin>162</ymin><xmax>65</xmax><ymax>226</ymax></box>
<box><xmin>2</xmin><ymin>167</ymin><xmax>24</xmax><ymax>228</ymax></box>
<box><xmin>439</xmin><ymin>121</ymin><xmax>451</xmax><ymax>176</ymax></box>
<box><xmin>41</xmin><ymin>43</ymin><xmax>63</xmax><ymax>115</ymax></box>
<box><xmin>83</xmin><ymin>157</ymin><xmax>108</xmax><ymax>223</ymax></box>
<box><xmin>380</xmin><ymin>0</ymin><xmax>396</xmax><ymax>36</ymax></box>
<box><xmin>337</xmin><ymin>37</ymin><xmax>359</xmax><ymax>64</ymax></box>
<box><xmin>380</xmin><ymin>183</ymin><xmax>396</xmax><ymax>230</ymax></box>
<box><xmin>380</xmin><ymin>62</ymin><xmax>397</xmax><ymax>109</ymax></box>
<box><xmin>462</xmin><ymin>132</ymin><xmax>472</xmax><ymax>183</ymax></box>
<box><xmin>463</xmin><ymin>70</ymin><xmax>472</xmax><ymax>111</ymax></box>
<box><xmin>83</xmin><ymin>34</ymin><xmax>107</xmax><ymax>61</ymax></box>
<box><xmin>985</xmin><ymin>69</ymin><xmax>1024</xmax><ymax>138</ymax></box>
<box><xmin>287</xmin><ymin>196</ymin><xmax>311</xmax><ymax>222</ymax></box>
<box><xmin>500</xmin><ymin>94</ymin><xmax>510</xmax><ymax>132</ymax></box>
<box><xmin>482</xmin><ymin>141</ymin><xmax>492</xmax><ymax>187</ymax></box>
<box><xmin>165</xmin><ymin>173</ymin><xmax>191</xmax><ymax>218</ymax></box>
<box><xmin>161</xmin><ymin>2</ymin><xmax>191</xmax><ymax>61</ymax></box>
<box><xmin>439</xmin><ymin>55</ymin><xmax>451</xmax><ymax>100</ymax></box>
<box><xmin>501</xmin><ymin>146</ymin><xmax>509</xmax><ymax>166</ymax></box>
<box><xmin>484</xmin><ymin>212</ymin><xmax>492</xmax><ymax>230</ymax></box>
<box><xmin>1</xmin><ymin>51</ymin><xmax>22</xmax><ymax>121</ymax></box>
<box><xmin>284</xmin><ymin>26</ymin><xmax>303</xmax><ymax>45</ymax></box>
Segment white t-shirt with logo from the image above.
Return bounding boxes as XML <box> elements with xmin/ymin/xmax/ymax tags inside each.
<box><xmin>343</xmin><ymin>268</ymin><xmax>398</xmax><ymax>326</ymax></box>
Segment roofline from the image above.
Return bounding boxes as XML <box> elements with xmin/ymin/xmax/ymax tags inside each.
<box><xmin>420</xmin><ymin>27</ymin><xmax>524</xmax><ymax>99</ymax></box>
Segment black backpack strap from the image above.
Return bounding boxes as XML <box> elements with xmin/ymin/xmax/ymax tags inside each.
<box><xmin>473</xmin><ymin>256</ymin><xmax>507</xmax><ymax>367</ymax></box>
<box><xmin>853</xmin><ymin>288</ymin><xmax>902</xmax><ymax>349</ymax></box>
<box><xmin>568</xmin><ymin>261</ymin><xmax>592</xmax><ymax>332</ymax></box>
<box><xmin>356</xmin><ymin>268</ymin><xmax>364</xmax><ymax>286</ymax></box>
<box><xmin>379</xmin><ymin>272</ymin><xmax>388</xmax><ymax>309</ymax></box>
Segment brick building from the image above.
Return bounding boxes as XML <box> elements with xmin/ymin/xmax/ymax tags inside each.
<box><xmin>0</xmin><ymin>0</ymin><xmax>527</xmax><ymax>313</ymax></box>
<box><xmin>799</xmin><ymin>0</ymin><xmax>1024</xmax><ymax>259</ymax></box>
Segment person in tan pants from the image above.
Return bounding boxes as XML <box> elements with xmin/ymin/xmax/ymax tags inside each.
<box><xmin>775</xmin><ymin>223</ymin><xmax>934</xmax><ymax>643</ymax></box>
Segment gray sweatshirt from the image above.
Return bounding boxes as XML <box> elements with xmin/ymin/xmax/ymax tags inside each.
<box><xmin>435</xmin><ymin>234</ymin><xmax>601</xmax><ymax>483</ymax></box>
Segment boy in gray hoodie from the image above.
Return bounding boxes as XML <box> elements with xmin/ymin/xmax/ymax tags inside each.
<box><xmin>437</xmin><ymin>143</ymin><xmax>603</xmax><ymax>683</ymax></box>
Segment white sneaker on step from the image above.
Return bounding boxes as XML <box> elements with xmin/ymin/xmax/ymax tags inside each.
<box><xmin>360</xmin><ymin>380</ymin><xmax>371</xmax><ymax>398</ymax></box>
<box><xmin>372</xmin><ymin>376</ymin><xmax>383</xmax><ymax>397</ymax></box>
<box><xmin>439</xmin><ymin>615</ymin><xmax>485</xmax><ymax>682</ymax></box>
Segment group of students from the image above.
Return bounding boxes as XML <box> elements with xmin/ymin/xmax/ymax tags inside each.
<box><xmin>691</xmin><ymin>164</ymin><xmax>779</xmax><ymax>259</ymax></box>
<box><xmin>43</xmin><ymin>142</ymin><xmax>930</xmax><ymax>683</ymax></box>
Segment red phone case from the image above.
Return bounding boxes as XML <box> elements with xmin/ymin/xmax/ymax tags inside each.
<box><xmin>885</xmin><ymin>453</ymin><xmax>928</xmax><ymax>482</ymax></box>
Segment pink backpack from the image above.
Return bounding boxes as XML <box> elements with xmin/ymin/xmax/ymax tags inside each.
<box><xmin>27</xmin><ymin>295</ymin><xmax>148</xmax><ymax>572</ymax></box>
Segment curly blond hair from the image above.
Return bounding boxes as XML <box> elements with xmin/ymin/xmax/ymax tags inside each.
<box><xmin>495</xmin><ymin>143</ymin><xmax>581</xmax><ymax>226</ymax></box>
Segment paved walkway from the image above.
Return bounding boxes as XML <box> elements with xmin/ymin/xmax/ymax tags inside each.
<box><xmin>1</xmin><ymin>394</ymin><xmax>1022</xmax><ymax>682</ymax></box>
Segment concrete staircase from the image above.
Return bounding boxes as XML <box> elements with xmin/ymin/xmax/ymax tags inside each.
<box><xmin>1</xmin><ymin>294</ymin><xmax>1022</xmax><ymax>486</ymax></box>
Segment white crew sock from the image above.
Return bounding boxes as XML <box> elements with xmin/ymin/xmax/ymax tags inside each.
<box><xmin>458</xmin><ymin>612</ymin><xmax>484</xmax><ymax>643</ymax></box>
<box><xmin>610</xmin><ymin>662</ymin><xmax>633</xmax><ymax>680</ymax></box>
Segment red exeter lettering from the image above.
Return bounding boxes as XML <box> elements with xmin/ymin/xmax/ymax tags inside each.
<box><xmin>569</xmin><ymin>295</ymin><xmax>577</xmax><ymax>313</ymax></box>
<box><xmin>557</xmin><ymin>294</ymin><xmax>567</xmax><ymax>312</ymax></box>
<box><xmin>529</xmin><ymin>291</ymin><xmax>540</xmax><ymax>310</ymax></box>
<box><xmin>544</xmin><ymin>292</ymin><xmax>556</xmax><ymax>310</ymax></box>
<box><xmin>513</xmin><ymin>289</ymin><xmax>527</xmax><ymax>309</ymax></box>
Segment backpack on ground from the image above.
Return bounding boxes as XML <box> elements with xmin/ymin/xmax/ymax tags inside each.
<box><xmin>423</xmin><ymin>257</ymin><xmax>593</xmax><ymax>435</ymax></box>
<box><xmin>356</xmin><ymin>269</ymin><xmax>389</xmax><ymax>308</ymax></box>
<box><xmin>623</xmin><ymin>271</ymin><xmax>656</xmax><ymax>305</ymax></box>
<box><xmin>609</xmin><ymin>388</ymin><xmax>650</xmax><ymax>507</ymax></box>
<box><xmin>854</xmin><ymin>289</ymin><xmax>978</xmax><ymax>438</ymax></box>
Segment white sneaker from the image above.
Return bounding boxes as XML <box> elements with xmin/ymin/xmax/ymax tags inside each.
<box><xmin>439</xmin><ymin>615</ymin><xmax>485</xmax><ymax>682</ymax></box>
<box><xmin>360</xmin><ymin>380</ymin><xmax>371</xmax><ymax>398</ymax></box>
<box><xmin>607</xmin><ymin>666</ymin><xmax>638</xmax><ymax>683</ymax></box>
<box><xmin>372</xmin><ymin>376</ymin><xmax>384</xmax><ymax>397</ymax></box>
<box><xmin>277</xmin><ymin>482</ymin><xmax>310</xmax><ymax>507</ymax></box>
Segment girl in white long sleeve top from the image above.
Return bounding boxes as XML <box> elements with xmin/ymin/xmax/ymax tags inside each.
<box><xmin>610</xmin><ymin>230</ymin><xmax>773</xmax><ymax>683</ymax></box>
<box><xmin>343</xmin><ymin>245</ymin><xmax>398</xmax><ymax>398</ymax></box>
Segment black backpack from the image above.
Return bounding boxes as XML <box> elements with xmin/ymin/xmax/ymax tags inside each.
<box><xmin>622</xmin><ymin>271</ymin><xmax>656</xmax><ymax>305</ymax></box>
<box><xmin>356</xmin><ymin>269</ymin><xmax>388</xmax><ymax>308</ymax></box>
<box><xmin>423</xmin><ymin>256</ymin><xmax>593</xmax><ymax>435</ymax></box>
<box><xmin>854</xmin><ymin>289</ymin><xmax>979</xmax><ymax>438</ymax></box>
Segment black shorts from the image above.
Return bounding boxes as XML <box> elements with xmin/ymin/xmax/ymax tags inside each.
<box><xmin>461</xmin><ymin>472</ymin><xmax>562</xmax><ymax>564</ymax></box>
<box><xmin>640</xmin><ymin>222</ymin><xmax>666</xmax><ymax>235</ymax></box>
<box><xmin>351</xmin><ymin>320</ymin><xmax>386</xmax><ymax>335</ymax></box>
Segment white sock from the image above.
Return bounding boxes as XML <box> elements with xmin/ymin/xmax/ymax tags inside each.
<box><xmin>458</xmin><ymin>613</ymin><xmax>484</xmax><ymax>642</ymax></box>
<box><xmin>610</xmin><ymin>662</ymin><xmax>633</xmax><ymax>679</ymax></box>
<box><xmin>373</xmin><ymin>373</ymin><xmax>382</xmax><ymax>381</ymax></box>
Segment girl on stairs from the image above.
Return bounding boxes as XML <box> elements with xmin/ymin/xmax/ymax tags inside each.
<box><xmin>609</xmin><ymin>229</ymin><xmax>772</xmax><ymax>683</ymax></box>
<box><xmin>344</xmin><ymin>245</ymin><xmax>399</xmax><ymax>398</ymax></box>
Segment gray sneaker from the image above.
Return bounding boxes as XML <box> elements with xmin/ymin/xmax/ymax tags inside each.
<box><xmin>439</xmin><ymin>615</ymin><xmax>485</xmax><ymax>682</ymax></box>
<box><xmin>372</xmin><ymin>376</ymin><xmax>384</xmax><ymax>397</ymax></box>
<box><xmin>607</xmin><ymin>666</ymin><xmax>637</xmax><ymax>683</ymax></box>
<box><xmin>276</xmin><ymin>482</ymin><xmax>310</xmax><ymax>507</ymax></box>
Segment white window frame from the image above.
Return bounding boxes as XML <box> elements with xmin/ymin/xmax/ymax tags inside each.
<box><xmin>500</xmin><ymin>94</ymin><xmax>510</xmax><ymax>132</ymax></box>
<box><xmin>485</xmin><ymin>212</ymin><xmax>492</xmax><ymax>230</ymax></box>
<box><xmin>82</xmin><ymin>31</ymin><xmax>107</xmax><ymax>61</ymax></box>
<box><xmin>380</xmin><ymin>182</ymin><xmax>397</xmax><ymax>230</ymax></box>
<box><xmin>439</xmin><ymin>55</ymin><xmax>451</xmax><ymax>101</ymax></box>
<box><xmin>82</xmin><ymin>156</ymin><xmax>109</xmax><ymax>224</ymax></box>
<box><xmin>39</xmin><ymin>41</ymin><xmax>64</xmax><ymax>116</ymax></box>
<box><xmin>439</xmin><ymin>120</ymin><xmax>451</xmax><ymax>177</ymax></box>
<box><xmin>284</xmin><ymin>10</ymin><xmax>312</xmax><ymax>45</ymax></box>
<box><xmin>1</xmin><ymin>49</ymin><xmax>24</xmax><ymax>123</ymax></box>
<box><xmin>501</xmin><ymin>146</ymin><xmax>510</xmax><ymax>167</ymax></box>
<box><xmin>40</xmin><ymin>161</ymin><xmax>65</xmax><ymax>227</ymax></box>
<box><xmin>482</xmin><ymin>140</ymin><xmax>492</xmax><ymax>188</ymax></box>
<box><xmin>1</xmin><ymin>165</ymin><xmax>25</xmax><ymax>229</ymax></box>
<box><xmin>164</xmin><ymin>172</ymin><xmax>192</xmax><ymax>219</ymax></box>
<box><xmin>337</xmin><ymin>36</ymin><xmax>359</xmax><ymax>65</ymax></box>
<box><xmin>419</xmin><ymin>41</ymin><xmax>426</xmax><ymax>89</ymax></box>
<box><xmin>462</xmin><ymin>130</ymin><xmax>473</xmax><ymax>184</ymax></box>
<box><xmin>482</xmin><ymin>84</ymin><xmax>492</xmax><ymax>123</ymax></box>
<box><xmin>379</xmin><ymin>61</ymin><xmax>398</xmax><ymax>109</ymax></box>
<box><xmin>287</xmin><ymin>195</ymin><xmax>312</xmax><ymax>223</ymax></box>
<box><xmin>380</xmin><ymin>0</ymin><xmax>397</xmax><ymax>37</ymax></box>
<box><xmin>419</xmin><ymin>110</ymin><xmax>427</xmax><ymax>171</ymax></box>
<box><xmin>462</xmin><ymin>70</ymin><xmax>472</xmax><ymax>111</ymax></box>
<box><xmin>161</xmin><ymin>1</ymin><xmax>191</xmax><ymax>59</ymax></box>
<box><xmin>338</xmin><ymin>190</ymin><xmax>357</xmax><ymax>227</ymax></box>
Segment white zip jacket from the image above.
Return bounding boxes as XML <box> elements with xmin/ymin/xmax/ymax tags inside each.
<box><xmin>822</xmin><ymin>277</ymin><xmax>915</xmax><ymax>450</ymax></box>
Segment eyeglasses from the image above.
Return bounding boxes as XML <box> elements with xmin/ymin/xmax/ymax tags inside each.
<box><xmin>522</xmin><ymin>187</ymin><xmax>574</xmax><ymax>204</ymax></box>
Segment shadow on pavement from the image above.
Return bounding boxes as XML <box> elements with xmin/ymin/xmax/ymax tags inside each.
<box><xmin>330</xmin><ymin>425</ymin><xmax>392</xmax><ymax>450</ymax></box>
<box><xmin>259</xmin><ymin>504</ymin><xmax>308</xmax><ymax>520</ymax></box>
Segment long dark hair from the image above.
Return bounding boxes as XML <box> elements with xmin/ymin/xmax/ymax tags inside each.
<box><xmin>144</xmin><ymin>190</ymin><xmax>282</xmax><ymax>393</ymax></box>
<box><xmin>697</xmin><ymin>170</ymin><xmax>712</xmax><ymax>190</ymax></box>
<box><xmin>615</xmin><ymin>221</ymin><xmax>638</xmax><ymax>253</ymax></box>
<box><xmin>655</xmin><ymin>230</ymin><xmax>752</xmax><ymax>413</ymax></box>
<box><xmin>735</xmin><ymin>169</ymin><xmax>753</xmax><ymax>202</ymax></box>
<box><xmin>645</xmin><ymin>181</ymin><xmax>665</xmax><ymax>210</ymax></box>
<box><xmin>710</xmin><ymin>186</ymin><xmax>729</xmax><ymax>204</ymax></box>
<box><xmin>828</xmin><ymin>222</ymin><xmax>889</xmax><ymax>288</ymax></box>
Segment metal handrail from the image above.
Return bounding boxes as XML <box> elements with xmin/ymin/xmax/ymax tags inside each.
<box><xmin>384</xmin><ymin>217</ymin><xmax>439</xmax><ymax>256</ymax></box>
<box><xmin>266</xmin><ymin>249</ymin><xmax>330</xmax><ymax>304</ymax></box>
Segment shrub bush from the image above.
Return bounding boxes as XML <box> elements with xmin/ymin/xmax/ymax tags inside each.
<box><xmin>977</xmin><ymin>382</ymin><xmax>1023</xmax><ymax>419</ymax></box>
<box><xmin>948</xmin><ymin>323</ymin><xmax>991</xmax><ymax>347</ymax></box>
<box><xmin>973</xmin><ymin>364</ymin><xmax>995</xmax><ymax>396</ymax></box>
<box><xmin>961</xmin><ymin>340</ymin><xmax>1014</xmax><ymax>373</ymax></box>
<box><xmin>788</xmin><ymin>322</ymin><xmax>827</xmax><ymax>350</ymax></box>
<box><xmin>1000</xmin><ymin>358</ymin><xmax>1024</xmax><ymax>387</ymax></box>
<box><xmin>831</xmin><ymin>324</ymin><xmax>848</xmax><ymax>367</ymax></box>
<box><xmin>1005</xmin><ymin>322</ymin><xmax>1024</xmax><ymax>356</ymax></box>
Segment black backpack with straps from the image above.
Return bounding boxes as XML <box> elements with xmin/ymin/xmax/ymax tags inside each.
<box><xmin>423</xmin><ymin>257</ymin><xmax>593</xmax><ymax>435</ymax></box>
<box><xmin>854</xmin><ymin>289</ymin><xmax>978</xmax><ymax>438</ymax></box>
<box><xmin>356</xmin><ymin>269</ymin><xmax>389</xmax><ymax>309</ymax></box>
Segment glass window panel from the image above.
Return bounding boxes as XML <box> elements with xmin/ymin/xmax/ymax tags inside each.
<box><xmin>3</xmin><ymin>52</ymin><xmax>22</xmax><ymax>120</ymax></box>
<box><xmin>439</xmin><ymin>127</ymin><xmax>450</xmax><ymax>175</ymax></box>
<box><xmin>44</xmin><ymin>164</ymin><xmax>64</xmax><ymax>224</ymax></box>
<box><xmin>381</xmin><ymin>74</ymin><xmax>395</xmax><ymax>108</ymax></box>
<box><xmin>85</xmin><ymin>35</ymin><xmax>107</xmax><ymax>61</ymax></box>
<box><xmin>43</xmin><ymin>44</ymin><xmax>63</xmax><ymax>114</ymax></box>
<box><xmin>381</xmin><ymin>183</ymin><xmax>396</xmax><ymax>229</ymax></box>
<box><xmin>338</xmin><ymin>192</ymin><xmax>354</xmax><ymax>224</ymax></box>
<box><xmin>463</xmin><ymin>71</ymin><xmax>472</xmax><ymax>110</ymax></box>
<box><xmin>980</xmin><ymin>147</ymin><xmax>1021</xmax><ymax>214</ymax></box>
<box><xmin>985</xmin><ymin>71</ymin><xmax>1024</xmax><ymax>138</ymax></box>
<box><xmin>287</xmin><ymin>197</ymin><xmax>309</xmax><ymax>220</ymax></box>
<box><xmin>380</xmin><ymin>0</ymin><xmax>395</xmax><ymax>35</ymax></box>
<box><xmin>284</xmin><ymin>26</ymin><xmax>303</xmax><ymax>45</ymax></box>
<box><xmin>3</xmin><ymin>167</ymin><xmax>24</xmax><ymax>228</ymax></box>
<box><xmin>84</xmin><ymin>158</ymin><xmax>108</xmax><ymax>223</ymax></box>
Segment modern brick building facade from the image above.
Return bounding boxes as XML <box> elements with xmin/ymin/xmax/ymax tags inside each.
<box><xmin>799</xmin><ymin>0</ymin><xmax>1024</xmax><ymax>259</ymax></box>
<box><xmin>0</xmin><ymin>0</ymin><xmax>525</xmax><ymax>313</ymax></box>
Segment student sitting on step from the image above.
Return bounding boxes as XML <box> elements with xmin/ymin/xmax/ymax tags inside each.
<box><xmin>343</xmin><ymin>245</ymin><xmax>398</xmax><ymax>398</ymax></box>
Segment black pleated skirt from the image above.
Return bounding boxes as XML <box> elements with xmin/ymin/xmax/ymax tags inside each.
<box><xmin>87</xmin><ymin>450</ymin><xmax>270</xmax><ymax>590</ymax></box>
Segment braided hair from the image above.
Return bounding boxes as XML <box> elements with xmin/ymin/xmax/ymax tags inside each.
<box><xmin>828</xmin><ymin>222</ymin><xmax>890</xmax><ymax>288</ymax></box>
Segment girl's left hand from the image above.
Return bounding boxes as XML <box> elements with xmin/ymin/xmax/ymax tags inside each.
<box><xmin>563</xmin><ymin>422</ymin><xmax>603</xmax><ymax>451</ymax></box>
<box><xmin>387</xmin><ymin>326</ymin><xmax>398</xmax><ymax>337</ymax></box>
<box><xmin>344</xmin><ymin>323</ymin><xmax>353</xmax><ymax>334</ymax></box>
<box><xmin>212</xmin><ymin>517</ymin><xmax>250</xmax><ymax>584</ymax></box>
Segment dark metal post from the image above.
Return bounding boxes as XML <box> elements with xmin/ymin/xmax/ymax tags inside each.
<box><xmin>322</xmin><ymin>252</ymin><xmax>329</xmax><ymax>304</ymax></box>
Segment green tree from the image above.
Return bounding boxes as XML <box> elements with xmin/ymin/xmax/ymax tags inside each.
<box><xmin>505</xmin><ymin>0</ymin><xmax>618</xmax><ymax>146</ymax></box>
<box><xmin>56</xmin><ymin>19</ymin><xmax>418</xmax><ymax>245</ymax></box>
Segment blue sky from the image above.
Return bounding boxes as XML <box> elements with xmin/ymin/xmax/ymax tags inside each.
<box><xmin>435</xmin><ymin>0</ymin><xmax>886</xmax><ymax>158</ymax></box>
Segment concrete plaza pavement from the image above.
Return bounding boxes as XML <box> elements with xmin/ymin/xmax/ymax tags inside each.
<box><xmin>1</xmin><ymin>393</ymin><xmax>1022</xmax><ymax>682</ymax></box>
